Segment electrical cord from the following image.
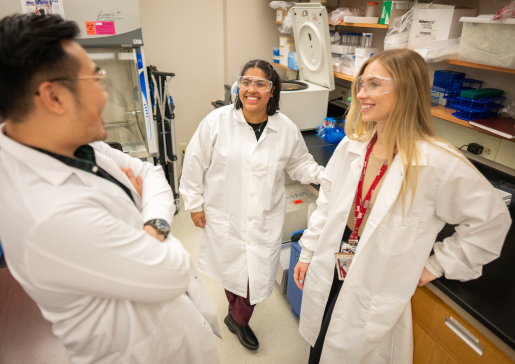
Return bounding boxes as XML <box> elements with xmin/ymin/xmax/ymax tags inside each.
<box><xmin>177</xmin><ymin>152</ymin><xmax>185</xmax><ymax>189</ymax></box>
<box><xmin>458</xmin><ymin>145</ymin><xmax>469</xmax><ymax>151</ymax></box>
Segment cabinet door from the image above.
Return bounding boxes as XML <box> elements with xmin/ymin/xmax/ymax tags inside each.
<box><xmin>412</xmin><ymin>287</ymin><xmax>515</xmax><ymax>364</ymax></box>
<box><xmin>414</xmin><ymin>321</ymin><xmax>458</xmax><ymax>364</ymax></box>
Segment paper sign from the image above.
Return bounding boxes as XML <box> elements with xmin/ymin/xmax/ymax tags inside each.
<box><xmin>293</xmin><ymin>199</ymin><xmax>304</xmax><ymax>205</ymax></box>
<box><xmin>94</xmin><ymin>21</ymin><xmax>116</xmax><ymax>35</ymax></box>
<box><xmin>85</xmin><ymin>22</ymin><xmax>96</xmax><ymax>35</ymax></box>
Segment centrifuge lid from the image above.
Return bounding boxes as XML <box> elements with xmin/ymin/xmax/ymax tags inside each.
<box><xmin>290</xmin><ymin>3</ymin><xmax>335</xmax><ymax>91</ymax></box>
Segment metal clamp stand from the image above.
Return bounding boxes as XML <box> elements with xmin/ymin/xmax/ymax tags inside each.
<box><xmin>147</xmin><ymin>65</ymin><xmax>180</xmax><ymax>215</ymax></box>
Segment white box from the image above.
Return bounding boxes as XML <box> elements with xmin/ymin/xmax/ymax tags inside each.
<box><xmin>344</xmin><ymin>16</ymin><xmax>379</xmax><ymax>24</ymax></box>
<box><xmin>458</xmin><ymin>16</ymin><xmax>515</xmax><ymax>70</ymax></box>
<box><xmin>355</xmin><ymin>47</ymin><xmax>379</xmax><ymax>57</ymax></box>
<box><xmin>407</xmin><ymin>5</ymin><xmax>477</xmax><ymax>50</ymax></box>
<box><xmin>331</xmin><ymin>45</ymin><xmax>356</xmax><ymax>54</ymax></box>
<box><xmin>280</xmin><ymin>36</ymin><xmax>294</xmax><ymax>46</ymax></box>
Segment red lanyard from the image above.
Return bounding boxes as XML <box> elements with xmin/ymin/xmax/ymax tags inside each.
<box><xmin>348</xmin><ymin>135</ymin><xmax>390</xmax><ymax>244</ymax></box>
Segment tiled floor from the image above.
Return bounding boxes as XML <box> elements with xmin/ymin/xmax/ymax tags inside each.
<box><xmin>171</xmin><ymin>199</ymin><xmax>311</xmax><ymax>364</ymax></box>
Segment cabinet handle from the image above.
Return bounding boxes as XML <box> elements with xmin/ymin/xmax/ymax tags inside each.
<box><xmin>445</xmin><ymin>317</ymin><xmax>484</xmax><ymax>356</ymax></box>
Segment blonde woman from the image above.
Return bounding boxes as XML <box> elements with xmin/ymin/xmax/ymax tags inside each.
<box><xmin>293</xmin><ymin>49</ymin><xmax>511</xmax><ymax>364</ymax></box>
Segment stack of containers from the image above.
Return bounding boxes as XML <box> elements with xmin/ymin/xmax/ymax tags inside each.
<box><xmin>355</xmin><ymin>33</ymin><xmax>378</xmax><ymax>75</ymax></box>
<box><xmin>332</xmin><ymin>32</ymin><xmax>371</xmax><ymax>76</ymax></box>
<box><xmin>273</xmin><ymin>47</ymin><xmax>280</xmax><ymax>64</ymax></box>
<box><xmin>280</xmin><ymin>36</ymin><xmax>294</xmax><ymax>67</ymax></box>
<box><xmin>433</xmin><ymin>70</ymin><xmax>506</xmax><ymax>121</ymax></box>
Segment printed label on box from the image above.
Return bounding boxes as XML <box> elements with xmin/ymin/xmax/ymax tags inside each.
<box><xmin>415</xmin><ymin>19</ymin><xmax>437</xmax><ymax>39</ymax></box>
<box><xmin>276</xmin><ymin>10</ymin><xmax>282</xmax><ymax>22</ymax></box>
<box><xmin>85</xmin><ymin>21</ymin><xmax>96</xmax><ymax>35</ymax></box>
<box><xmin>293</xmin><ymin>200</ymin><xmax>304</xmax><ymax>205</ymax></box>
<box><xmin>94</xmin><ymin>21</ymin><xmax>116</xmax><ymax>35</ymax></box>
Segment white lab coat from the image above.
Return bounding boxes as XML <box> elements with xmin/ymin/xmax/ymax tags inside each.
<box><xmin>299</xmin><ymin>135</ymin><xmax>511</xmax><ymax>364</ymax></box>
<box><xmin>180</xmin><ymin>105</ymin><xmax>324</xmax><ymax>304</ymax></box>
<box><xmin>0</xmin><ymin>124</ymin><xmax>221</xmax><ymax>364</ymax></box>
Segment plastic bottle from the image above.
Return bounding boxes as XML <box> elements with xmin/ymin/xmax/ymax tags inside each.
<box><xmin>365</xmin><ymin>2</ymin><xmax>379</xmax><ymax>17</ymax></box>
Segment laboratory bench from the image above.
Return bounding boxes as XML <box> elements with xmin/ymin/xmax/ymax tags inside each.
<box><xmin>302</xmin><ymin>129</ymin><xmax>515</xmax><ymax>362</ymax></box>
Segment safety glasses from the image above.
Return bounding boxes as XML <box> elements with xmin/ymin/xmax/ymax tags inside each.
<box><xmin>356</xmin><ymin>74</ymin><xmax>395</xmax><ymax>96</ymax></box>
<box><xmin>237</xmin><ymin>76</ymin><xmax>273</xmax><ymax>93</ymax></box>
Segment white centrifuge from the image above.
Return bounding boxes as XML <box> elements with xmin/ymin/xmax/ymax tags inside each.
<box><xmin>281</xmin><ymin>3</ymin><xmax>334</xmax><ymax>130</ymax></box>
<box><xmin>231</xmin><ymin>3</ymin><xmax>334</xmax><ymax>131</ymax></box>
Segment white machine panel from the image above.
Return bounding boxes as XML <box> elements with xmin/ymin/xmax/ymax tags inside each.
<box><xmin>290</xmin><ymin>3</ymin><xmax>335</xmax><ymax>91</ymax></box>
<box><xmin>280</xmin><ymin>82</ymin><xmax>328</xmax><ymax>131</ymax></box>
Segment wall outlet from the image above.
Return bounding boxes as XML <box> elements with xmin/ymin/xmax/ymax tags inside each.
<box><xmin>179</xmin><ymin>143</ymin><xmax>187</xmax><ymax>156</ymax></box>
<box><xmin>483</xmin><ymin>148</ymin><xmax>491</xmax><ymax>156</ymax></box>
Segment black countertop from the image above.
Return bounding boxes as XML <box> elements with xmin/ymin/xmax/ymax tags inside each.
<box><xmin>302</xmin><ymin>130</ymin><xmax>515</xmax><ymax>351</ymax></box>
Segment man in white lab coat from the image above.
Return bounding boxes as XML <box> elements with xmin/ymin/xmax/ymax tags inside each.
<box><xmin>0</xmin><ymin>14</ymin><xmax>220</xmax><ymax>364</ymax></box>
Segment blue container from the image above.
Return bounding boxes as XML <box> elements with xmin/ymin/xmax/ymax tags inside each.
<box><xmin>287</xmin><ymin>240</ymin><xmax>303</xmax><ymax>317</ymax></box>
<box><xmin>324</xmin><ymin>127</ymin><xmax>345</xmax><ymax>144</ymax></box>
<box><xmin>452</xmin><ymin>110</ymin><xmax>500</xmax><ymax>121</ymax></box>
<box><xmin>433</xmin><ymin>70</ymin><xmax>466</xmax><ymax>89</ymax></box>
<box><xmin>450</xmin><ymin>78</ymin><xmax>483</xmax><ymax>90</ymax></box>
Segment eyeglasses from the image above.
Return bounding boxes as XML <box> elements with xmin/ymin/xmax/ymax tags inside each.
<box><xmin>237</xmin><ymin>76</ymin><xmax>273</xmax><ymax>93</ymax></box>
<box><xmin>356</xmin><ymin>74</ymin><xmax>395</xmax><ymax>96</ymax></box>
<box><xmin>36</xmin><ymin>69</ymin><xmax>108</xmax><ymax>95</ymax></box>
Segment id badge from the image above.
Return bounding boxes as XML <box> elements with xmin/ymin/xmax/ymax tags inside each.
<box><xmin>334</xmin><ymin>253</ymin><xmax>354</xmax><ymax>281</ymax></box>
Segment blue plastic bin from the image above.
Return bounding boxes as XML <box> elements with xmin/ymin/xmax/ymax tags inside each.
<box><xmin>324</xmin><ymin>127</ymin><xmax>345</xmax><ymax>144</ymax></box>
<box><xmin>433</xmin><ymin>70</ymin><xmax>466</xmax><ymax>89</ymax></box>
<box><xmin>287</xmin><ymin>238</ymin><xmax>304</xmax><ymax>317</ymax></box>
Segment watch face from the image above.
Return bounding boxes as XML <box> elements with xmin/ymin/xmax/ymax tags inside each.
<box><xmin>155</xmin><ymin>219</ymin><xmax>170</xmax><ymax>232</ymax></box>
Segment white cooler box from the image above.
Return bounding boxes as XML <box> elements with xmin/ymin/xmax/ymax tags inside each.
<box><xmin>458</xmin><ymin>15</ymin><xmax>515</xmax><ymax>70</ymax></box>
<box><xmin>282</xmin><ymin>183</ymin><xmax>317</xmax><ymax>242</ymax></box>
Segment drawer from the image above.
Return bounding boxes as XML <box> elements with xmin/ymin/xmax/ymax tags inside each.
<box><xmin>412</xmin><ymin>286</ymin><xmax>514</xmax><ymax>364</ymax></box>
<box><xmin>413</xmin><ymin>321</ymin><xmax>458</xmax><ymax>364</ymax></box>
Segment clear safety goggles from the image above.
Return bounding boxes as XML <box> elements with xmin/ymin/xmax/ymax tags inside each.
<box><xmin>237</xmin><ymin>76</ymin><xmax>273</xmax><ymax>93</ymax></box>
<box><xmin>356</xmin><ymin>74</ymin><xmax>395</xmax><ymax>96</ymax></box>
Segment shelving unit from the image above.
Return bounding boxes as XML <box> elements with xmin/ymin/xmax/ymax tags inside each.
<box><xmin>334</xmin><ymin>72</ymin><xmax>355</xmax><ymax>82</ymax></box>
<box><xmin>444</xmin><ymin>59</ymin><xmax>515</xmax><ymax>75</ymax></box>
<box><xmin>273</xmin><ymin>62</ymin><xmax>294</xmax><ymax>71</ymax></box>
<box><xmin>431</xmin><ymin>105</ymin><xmax>515</xmax><ymax>143</ymax></box>
<box><xmin>329</xmin><ymin>21</ymin><xmax>388</xmax><ymax>28</ymax></box>
<box><xmin>274</xmin><ymin>21</ymin><xmax>387</xmax><ymax>29</ymax></box>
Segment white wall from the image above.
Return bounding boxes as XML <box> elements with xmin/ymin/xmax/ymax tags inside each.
<box><xmin>225</xmin><ymin>0</ymin><xmax>281</xmax><ymax>85</ymax></box>
<box><xmin>140</xmin><ymin>0</ymin><xmax>285</xmax><ymax>173</ymax></box>
<box><xmin>139</xmin><ymin>0</ymin><xmax>225</xmax><ymax>172</ymax></box>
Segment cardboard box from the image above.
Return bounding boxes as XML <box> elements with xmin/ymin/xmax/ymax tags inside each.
<box><xmin>407</xmin><ymin>5</ymin><xmax>477</xmax><ymax>50</ymax></box>
<box><xmin>276</xmin><ymin>8</ymin><xmax>291</xmax><ymax>23</ymax></box>
<box><xmin>380</xmin><ymin>1</ymin><xmax>411</xmax><ymax>25</ymax></box>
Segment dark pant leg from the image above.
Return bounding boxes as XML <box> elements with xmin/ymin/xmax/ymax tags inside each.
<box><xmin>308</xmin><ymin>268</ymin><xmax>343</xmax><ymax>364</ymax></box>
<box><xmin>226</xmin><ymin>282</ymin><xmax>256</xmax><ymax>326</ymax></box>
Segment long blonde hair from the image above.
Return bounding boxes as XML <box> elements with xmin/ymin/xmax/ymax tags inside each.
<box><xmin>345</xmin><ymin>49</ymin><xmax>447</xmax><ymax>212</ymax></box>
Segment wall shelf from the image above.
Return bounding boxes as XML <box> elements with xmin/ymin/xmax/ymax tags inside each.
<box><xmin>334</xmin><ymin>72</ymin><xmax>355</xmax><ymax>82</ymax></box>
<box><xmin>272</xmin><ymin>62</ymin><xmax>296</xmax><ymax>72</ymax></box>
<box><xmin>274</xmin><ymin>21</ymin><xmax>388</xmax><ymax>29</ymax></box>
<box><xmin>443</xmin><ymin>59</ymin><xmax>515</xmax><ymax>75</ymax></box>
<box><xmin>431</xmin><ymin>105</ymin><xmax>515</xmax><ymax>143</ymax></box>
<box><xmin>329</xmin><ymin>21</ymin><xmax>388</xmax><ymax>29</ymax></box>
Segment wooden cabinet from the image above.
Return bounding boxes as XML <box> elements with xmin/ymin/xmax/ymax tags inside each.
<box><xmin>412</xmin><ymin>286</ymin><xmax>514</xmax><ymax>364</ymax></box>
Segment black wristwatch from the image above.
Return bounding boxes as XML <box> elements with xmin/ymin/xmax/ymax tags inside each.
<box><xmin>144</xmin><ymin>219</ymin><xmax>170</xmax><ymax>239</ymax></box>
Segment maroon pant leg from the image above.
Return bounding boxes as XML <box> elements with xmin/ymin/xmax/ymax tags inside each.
<box><xmin>225</xmin><ymin>283</ymin><xmax>255</xmax><ymax>326</ymax></box>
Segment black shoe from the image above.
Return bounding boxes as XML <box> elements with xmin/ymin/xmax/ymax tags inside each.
<box><xmin>224</xmin><ymin>314</ymin><xmax>259</xmax><ymax>350</ymax></box>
